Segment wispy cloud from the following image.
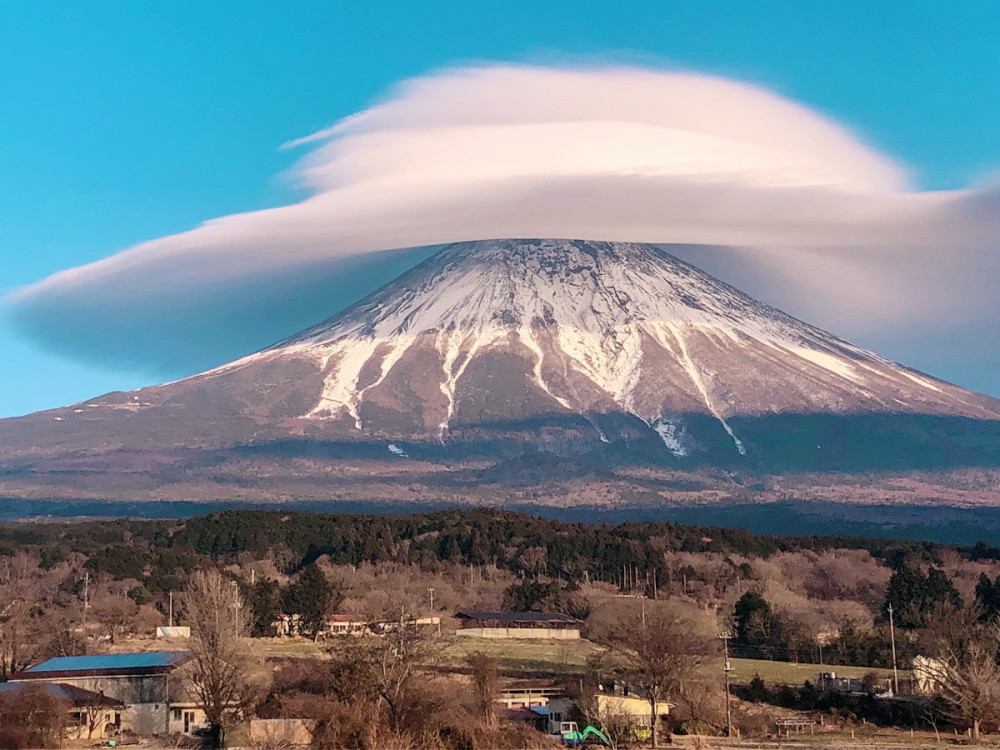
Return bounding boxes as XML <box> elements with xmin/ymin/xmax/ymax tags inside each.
<box><xmin>6</xmin><ymin>64</ymin><xmax>999</xmax><ymax>392</ymax></box>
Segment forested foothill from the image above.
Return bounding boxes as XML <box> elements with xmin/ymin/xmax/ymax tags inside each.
<box><xmin>6</xmin><ymin>508</ymin><xmax>1000</xmax><ymax>746</ymax></box>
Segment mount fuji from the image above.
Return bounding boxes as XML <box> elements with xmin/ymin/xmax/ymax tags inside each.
<box><xmin>2</xmin><ymin>239</ymin><xmax>998</xmax><ymax>515</ymax></box>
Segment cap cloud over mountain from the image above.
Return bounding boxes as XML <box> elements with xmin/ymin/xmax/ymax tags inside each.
<box><xmin>7</xmin><ymin>66</ymin><xmax>999</xmax><ymax>397</ymax></box>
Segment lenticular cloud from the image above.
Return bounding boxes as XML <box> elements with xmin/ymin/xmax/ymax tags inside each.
<box><xmin>6</xmin><ymin>64</ymin><xmax>1000</xmax><ymax>390</ymax></box>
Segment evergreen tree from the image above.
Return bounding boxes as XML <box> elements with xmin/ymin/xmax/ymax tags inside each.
<box><xmin>245</xmin><ymin>578</ymin><xmax>281</xmax><ymax>637</ymax></box>
<box><xmin>746</xmin><ymin>673</ymin><xmax>768</xmax><ymax>702</ymax></box>
<box><xmin>883</xmin><ymin>565</ymin><xmax>961</xmax><ymax>629</ymax></box>
<box><xmin>282</xmin><ymin>564</ymin><xmax>340</xmax><ymax>639</ymax></box>
<box><xmin>975</xmin><ymin>573</ymin><xmax>1000</xmax><ymax>621</ymax></box>
<box><xmin>734</xmin><ymin>592</ymin><xmax>774</xmax><ymax>656</ymax></box>
<box><xmin>502</xmin><ymin>580</ymin><xmax>561</xmax><ymax>611</ymax></box>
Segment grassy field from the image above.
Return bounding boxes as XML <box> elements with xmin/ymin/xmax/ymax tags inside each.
<box><xmin>142</xmin><ymin>634</ymin><xmax>904</xmax><ymax>685</ymax></box>
<box><xmin>435</xmin><ymin>637</ymin><xmax>901</xmax><ymax>684</ymax></box>
<box><xmin>439</xmin><ymin>635</ymin><xmax>601</xmax><ymax>672</ymax></box>
<box><xmin>723</xmin><ymin>657</ymin><xmax>896</xmax><ymax>685</ymax></box>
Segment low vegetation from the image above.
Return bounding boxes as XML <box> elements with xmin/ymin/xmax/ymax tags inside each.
<box><xmin>4</xmin><ymin>508</ymin><xmax>1000</xmax><ymax>746</ymax></box>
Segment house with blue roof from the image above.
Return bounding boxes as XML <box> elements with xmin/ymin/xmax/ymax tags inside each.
<box><xmin>10</xmin><ymin>650</ymin><xmax>206</xmax><ymax>736</ymax></box>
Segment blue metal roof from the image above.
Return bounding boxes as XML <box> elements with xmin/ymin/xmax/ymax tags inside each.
<box><xmin>25</xmin><ymin>651</ymin><xmax>191</xmax><ymax>674</ymax></box>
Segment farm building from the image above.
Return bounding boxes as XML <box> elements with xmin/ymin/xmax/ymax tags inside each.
<box><xmin>9</xmin><ymin>651</ymin><xmax>206</xmax><ymax>736</ymax></box>
<box><xmin>330</xmin><ymin>614</ymin><xmax>441</xmax><ymax>636</ymax></box>
<box><xmin>548</xmin><ymin>686</ymin><xmax>670</xmax><ymax>737</ymax></box>
<box><xmin>272</xmin><ymin>613</ymin><xmax>442</xmax><ymax>638</ymax></box>
<box><xmin>0</xmin><ymin>681</ymin><xmax>125</xmax><ymax>740</ymax></box>
<box><xmin>272</xmin><ymin>613</ymin><xmax>304</xmax><ymax>637</ymax></box>
<box><xmin>497</xmin><ymin>680</ymin><xmax>565</xmax><ymax>709</ymax></box>
<box><xmin>913</xmin><ymin>655</ymin><xmax>948</xmax><ymax>694</ymax></box>
<box><xmin>455</xmin><ymin>611</ymin><xmax>581</xmax><ymax>639</ymax></box>
<box><xmin>497</xmin><ymin>678</ymin><xmax>669</xmax><ymax>737</ymax></box>
<box><xmin>326</xmin><ymin>614</ymin><xmax>369</xmax><ymax>635</ymax></box>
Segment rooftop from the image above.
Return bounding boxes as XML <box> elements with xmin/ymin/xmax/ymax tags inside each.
<box><xmin>0</xmin><ymin>681</ymin><xmax>125</xmax><ymax>707</ymax></box>
<box><xmin>455</xmin><ymin>611</ymin><xmax>580</xmax><ymax>624</ymax></box>
<box><xmin>13</xmin><ymin>651</ymin><xmax>192</xmax><ymax>680</ymax></box>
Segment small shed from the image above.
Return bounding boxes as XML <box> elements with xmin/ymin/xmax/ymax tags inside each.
<box><xmin>504</xmin><ymin>705</ymin><xmax>549</xmax><ymax>733</ymax></box>
<box><xmin>250</xmin><ymin>718</ymin><xmax>316</xmax><ymax>746</ymax></box>
<box><xmin>455</xmin><ymin>611</ymin><xmax>581</xmax><ymax>640</ymax></box>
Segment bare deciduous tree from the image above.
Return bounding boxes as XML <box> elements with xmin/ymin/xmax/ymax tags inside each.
<box><xmin>90</xmin><ymin>592</ymin><xmax>138</xmax><ymax>644</ymax></box>
<box><xmin>927</xmin><ymin>620</ymin><xmax>1000</xmax><ymax>740</ymax></box>
<box><xmin>0</xmin><ymin>553</ymin><xmax>68</xmax><ymax>677</ymax></box>
<box><xmin>466</xmin><ymin>651</ymin><xmax>500</xmax><ymax>727</ymax></box>
<box><xmin>0</xmin><ymin>684</ymin><xmax>68</xmax><ymax>748</ymax></box>
<box><xmin>83</xmin><ymin>700</ymin><xmax>111</xmax><ymax>740</ymax></box>
<box><xmin>602</xmin><ymin>607</ymin><xmax>715</xmax><ymax>749</ymax></box>
<box><xmin>323</xmin><ymin>618</ymin><xmax>441</xmax><ymax>743</ymax></box>
<box><xmin>185</xmin><ymin>569</ymin><xmax>260</xmax><ymax>748</ymax></box>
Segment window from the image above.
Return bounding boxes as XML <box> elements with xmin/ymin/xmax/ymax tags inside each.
<box><xmin>173</xmin><ymin>708</ymin><xmax>182</xmax><ymax>720</ymax></box>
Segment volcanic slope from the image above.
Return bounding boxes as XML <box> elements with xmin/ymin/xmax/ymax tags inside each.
<box><xmin>3</xmin><ymin>239</ymin><xmax>999</xmax><ymax>482</ymax></box>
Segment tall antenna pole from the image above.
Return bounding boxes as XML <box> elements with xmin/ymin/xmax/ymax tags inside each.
<box><xmin>888</xmin><ymin>603</ymin><xmax>899</xmax><ymax>695</ymax></box>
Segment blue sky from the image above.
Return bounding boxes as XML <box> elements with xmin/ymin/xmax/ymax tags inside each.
<box><xmin>2</xmin><ymin>1</ymin><xmax>999</xmax><ymax>417</ymax></box>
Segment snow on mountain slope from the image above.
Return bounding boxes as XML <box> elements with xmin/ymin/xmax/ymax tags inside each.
<box><xmin>204</xmin><ymin>239</ymin><xmax>999</xmax><ymax>454</ymax></box>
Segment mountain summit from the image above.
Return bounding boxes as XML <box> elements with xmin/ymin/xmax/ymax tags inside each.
<box><xmin>204</xmin><ymin>239</ymin><xmax>997</xmax><ymax>455</ymax></box>
<box><xmin>2</xmin><ymin>239</ymin><xmax>999</xmax><ymax>512</ymax></box>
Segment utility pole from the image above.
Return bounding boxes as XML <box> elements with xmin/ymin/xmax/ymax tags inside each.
<box><xmin>888</xmin><ymin>603</ymin><xmax>899</xmax><ymax>695</ymax></box>
<box><xmin>231</xmin><ymin>580</ymin><xmax>240</xmax><ymax>626</ymax></box>
<box><xmin>721</xmin><ymin>632</ymin><xmax>733</xmax><ymax>737</ymax></box>
<box><xmin>82</xmin><ymin>571</ymin><xmax>90</xmax><ymax>634</ymax></box>
<box><xmin>427</xmin><ymin>587</ymin><xmax>435</xmax><ymax>612</ymax></box>
<box><xmin>168</xmin><ymin>591</ymin><xmax>173</xmax><ymax>628</ymax></box>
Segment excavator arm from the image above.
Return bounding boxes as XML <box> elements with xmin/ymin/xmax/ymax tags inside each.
<box><xmin>580</xmin><ymin>726</ymin><xmax>611</xmax><ymax>746</ymax></box>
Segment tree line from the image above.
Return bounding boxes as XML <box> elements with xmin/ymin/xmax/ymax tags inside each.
<box><xmin>0</xmin><ymin>507</ymin><xmax>989</xmax><ymax>596</ymax></box>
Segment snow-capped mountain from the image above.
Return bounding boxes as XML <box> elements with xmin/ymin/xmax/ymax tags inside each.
<box><xmin>2</xmin><ymin>239</ymin><xmax>998</xmax><ymax>505</ymax></box>
<box><xmin>192</xmin><ymin>239</ymin><xmax>997</xmax><ymax>456</ymax></box>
